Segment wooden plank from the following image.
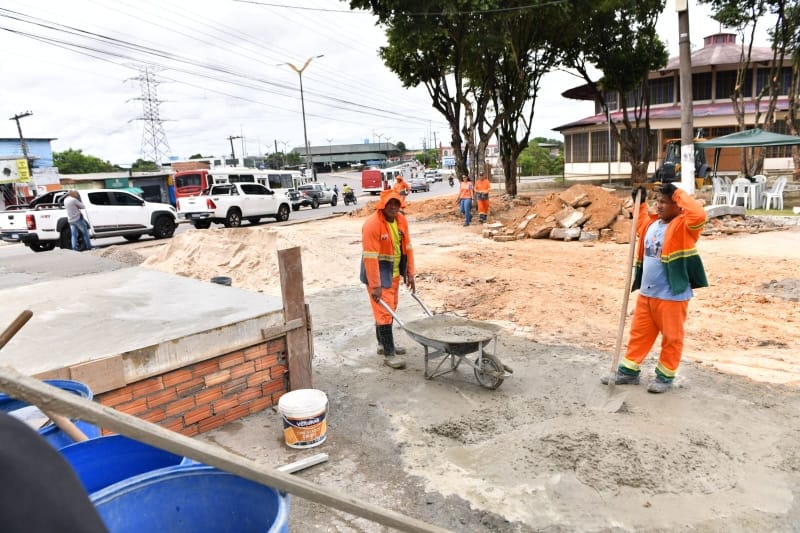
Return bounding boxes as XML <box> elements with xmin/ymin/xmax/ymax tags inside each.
<box><xmin>0</xmin><ymin>368</ymin><xmax>450</xmax><ymax>533</ymax></box>
<box><xmin>278</xmin><ymin>247</ymin><xmax>312</xmax><ymax>390</ymax></box>
<box><xmin>276</xmin><ymin>452</ymin><xmax>329</xmax><ymax>474</ymax></box>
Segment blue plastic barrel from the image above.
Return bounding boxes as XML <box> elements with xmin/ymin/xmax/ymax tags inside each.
<box><xmin>59</xmin><ymin>434</ymin><xmax>187</xmax><ymax>494</ymax></box>
<box><xmin>91</xmin><ymin>464</ymin><xmax>289</xmax><ymax>533</ymax></box>
<box><xmin>0</xmin><ymin>379</ymin><xmax>101</xmax><ymax>449</ymax></box>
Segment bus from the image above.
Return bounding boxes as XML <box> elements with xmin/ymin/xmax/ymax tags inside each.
<box><xmin>360</xmin><ymin>167</ymin><xmax>409</xmax><ymax>195</ymax></box>
<box><xmin>173</xmin><ymin>168</ymin><xmax>312</xmax><ymax>199</ymax></box>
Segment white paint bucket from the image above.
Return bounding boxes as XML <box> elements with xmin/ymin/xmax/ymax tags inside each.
<box><xmin>278</xmin><ymin>389</ymin><xmax>328</xmax><ymax>449</ymax></box>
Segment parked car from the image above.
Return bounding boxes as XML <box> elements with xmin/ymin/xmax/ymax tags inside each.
<box><xmin>424</xmin><ymin>170</ymin><xmax>440</xmax><ymax>183</ymax></box>
<box><xmin>409</xmin><ymin>177</ymin><xmax>430</xmax><ymax>193</ymax></box>
<box><xmin>286</xmin><ymin>188</ymin><xmax>318</xmax><ymax>211</ymax></box>
<box><xmin>298</xmin><ymin>183</ymin><xmax>337</xmax><ymax>206</ymax></box>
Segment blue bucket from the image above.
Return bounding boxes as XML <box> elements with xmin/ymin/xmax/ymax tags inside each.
<box><xmin>59</xmin><ymin>435</ymin><xmax>188</xmax><ymax>494</ymax></box>
<box><xmin>0</xmin><ymin>379</ymin><xmax>101</xmax><ymax>449</ymax></box>
<box><xmin>91</xmin><ymin>464</ymin><xmax>289</xmax><ymax>533</ymax></box>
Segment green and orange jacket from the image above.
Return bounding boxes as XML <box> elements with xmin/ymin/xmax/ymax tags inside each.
<box><xmin>360</xmin><ymin>210</ymin><xmax>415</xmax><ymax>288</ymax></box>
<box><xmin>632</xmin><ymin>188</ymin><xmax>709</xmax><ymax>295</ymax></box>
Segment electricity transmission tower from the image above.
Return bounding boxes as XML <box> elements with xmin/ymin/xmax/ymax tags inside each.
<box><xmin>129</xmin><ymin>64</ymin><xmax>171</xmax><ymax>165</ymax></box>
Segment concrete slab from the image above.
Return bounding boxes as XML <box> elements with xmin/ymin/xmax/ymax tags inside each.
<box><xmin>0</xmin><ymin>247</ymin><xmax>284</xmax><ymax>382</ymax></box>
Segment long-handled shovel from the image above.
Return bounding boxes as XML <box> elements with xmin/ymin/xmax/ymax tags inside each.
<box><xmin>0</xmin><ymin>310</ymin><xmax>89</xmax><ymax>442</ymax></box>
<box><xmin>593</xmin><ymin>188</ymin><xmax>643</xmax><ymax>413</ymax></box>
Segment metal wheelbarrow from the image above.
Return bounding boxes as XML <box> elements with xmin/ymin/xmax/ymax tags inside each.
<box><xmin>379</xmin><ymin>293</ymin><xmax>512</xmax><ymax>390</ymax></box>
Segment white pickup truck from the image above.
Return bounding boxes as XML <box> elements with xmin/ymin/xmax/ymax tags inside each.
<box><xmin>1</xmin><ymin>189</ymin><xmax>177</xmax><ymax>252</ymax></box>
<box><xmin>176</xmin><ymin>182</ymin><xmax>292</xmax><ymax>229</ymax></box>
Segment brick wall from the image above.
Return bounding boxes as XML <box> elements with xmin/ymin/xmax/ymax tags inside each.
<box><xmin>96</xmin><ymin>337</ymin><xmax>288</xmax><ymax>436</ymax></box>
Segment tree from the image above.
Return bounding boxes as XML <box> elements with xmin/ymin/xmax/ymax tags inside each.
<box><xmin>396</xmin><ymin>141</ymin><xmax>407</xmax><ymax>152</ymax></box>
<box><xmin>518</xmin><ymin>140</ymin><xmax>564</xmax><ymax>177</ymax></box>
<box><xmin>189</xmin><ymin>153</ymin><xmax>209</xmax><ymax>159</ymax></box>
<box><xmin>561</xmin><ymin>0</ymin><xmax>669</xmax><ymax>184</ymax></box>
<box><xmin>415</xmin><ymin>149</ymin><xmax>439</xmax><ymax>168</ymax></box>
<box><xmin>53</xmin><ymin>149</ymin><xmax>115</xmax><ymax>174</ymax></box>
<box><xmin>131</xmin><ymin>159</ymin><xmax>158</xmax><ymax>171</ymax></box>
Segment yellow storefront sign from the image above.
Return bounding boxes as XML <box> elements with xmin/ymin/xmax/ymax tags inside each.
<box><xmin>16</xmin><ymin>159</ymin><xmax>30</xmax><ymax>182</ymax></box>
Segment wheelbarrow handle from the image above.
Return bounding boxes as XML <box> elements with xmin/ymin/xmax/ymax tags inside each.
<box><xmin>377</xmin><ymin>299</ymin><xmax>406</xmax><ymax>328</ymax></box>
<box><xmin>409</xmin><ymin>291</ymin><xmax>434</xmax><ymax>317</ymax></box>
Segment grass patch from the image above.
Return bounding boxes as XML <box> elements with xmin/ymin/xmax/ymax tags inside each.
<box><xmin>746</xmin><ymin>208</ymin><xmax>799</xmax><ymax>216</ymax></box>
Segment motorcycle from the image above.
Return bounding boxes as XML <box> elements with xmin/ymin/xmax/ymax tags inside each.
<box><xmin>448</xmin><ymin>176</ymin><xmax>454</xmax><ymax>187</ymax></box>
<box><xmin>343</xmin><ymin>190</ymin><xmax>357</xmax><ymax>205</ymax></box>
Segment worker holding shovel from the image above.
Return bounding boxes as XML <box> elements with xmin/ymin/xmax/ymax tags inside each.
<box><xmin>360</xmin><ymin>189</ymin><xmax>416</xmax><ymax>369</ymax></box>
<box><xmin>602</xmin><ymin>183</ymin><xmax>708</xmax><ymax>393</ymax></box>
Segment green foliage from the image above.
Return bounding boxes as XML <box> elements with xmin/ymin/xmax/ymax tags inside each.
<box><xmin>414</xmin><ymin>149</ymin><xmax>439</xmax><ymax>168</ymax></box>
<box><xmin>188</xmin><ymin>153</ymin><xmax>208</xmax><ymax>159</ymax></box>
<box><xmin>517</xmin><ymin>142</ymin><xmax>564</xmax><ymax>176</ymax></box>
<box><xmin>131</xmin><ymin>159</ymin><xmax>158</xmax><ymax>171</ymax></box>
<box><xmin>285</xmin><ymin>152</ymin><xmax>302</xmax><ymax>166</ymax></box>
<box><xmin>53</xmin><ymin>148</ymin><xmax>115</xmax><ymax>174</ymax></box>
<box><xmin>396</xmin><ymin>141</ymin><xmax>407</xmax><ymax>152</ymax></box>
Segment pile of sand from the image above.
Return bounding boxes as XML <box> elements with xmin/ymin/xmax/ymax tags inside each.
<box><xmin>142</xmin><ymin>224</ymin><xmax>362</xmax><ymax>295</ymax></box>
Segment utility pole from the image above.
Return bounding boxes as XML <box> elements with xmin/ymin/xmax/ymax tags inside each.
<box><xmin>8</xmin><ymin>111</ymin><xmax>33</xmax><ymax>203</ymax></box>
<box><xmin>677</xmin><ymin>0</ymin><xmax>695</xmax><ymax>193</ymax></box>
<box><xmin>128</xmin><ymin>64</ymin><xmax>171</xmax><ymax>166</ymax></box>
<box><xmin>228</xmin><ymin>135</ymin><xmax>242</xmax><ymax>165</ymax></box>
<box><xmin>433</xmin><ymin>131</ymin><xmax>438</xmax><ymax>166</ymax></box>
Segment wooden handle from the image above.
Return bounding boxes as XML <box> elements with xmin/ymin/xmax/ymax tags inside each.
<box><xmin>0</xmin><ymin>311</ymin><xmax>33</xmax><ymax>351</ymax></box>
<box><xmin>607</xmin><ymin>192</ymin><xmax>642</xmax><ymax>386</ymax></box>
<box><xmin>42</xmin><ymin>411</ymin><xmax>89</xmax><ymax>443</ymax></box>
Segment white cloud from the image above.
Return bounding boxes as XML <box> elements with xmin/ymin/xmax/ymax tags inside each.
<box><xmin>0</xmin><ymin>0</ymin><xmax>774</xmax><ymax>164</ymax></box>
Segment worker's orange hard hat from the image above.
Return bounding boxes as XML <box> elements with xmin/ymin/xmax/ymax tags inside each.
<box><xmin>377</xmin><ymin>189</ymin><xmax>403</xmax><ymax>210</ymax></box>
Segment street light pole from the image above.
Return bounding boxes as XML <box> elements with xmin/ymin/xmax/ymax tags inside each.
<box><xmin>326</xmin><ymin>137</ymin><xmax>333</xmax><ymax>173</ymax></box>
<box><xmin>227</xmin><ymin>135</ymin><xmax>242</xmax><ymax>165</ymax></box>
<box><xmin>285</xmin><ymin>55</ymin><xmax>324</xmax><ymax>181</ymax></box>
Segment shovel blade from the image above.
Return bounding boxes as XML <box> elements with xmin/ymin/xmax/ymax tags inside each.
<box><xmin>585</xmin><ymin>382</ymin><xmax>628</xmax><ymax>413</ymax></box>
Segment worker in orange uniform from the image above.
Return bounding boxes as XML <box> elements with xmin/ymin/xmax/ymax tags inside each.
<box><xmin>602</xmin><ymin>183</ymin><xmax>708</xmax><ymax>393</ymax></box>
<box><xmin>360</xmin><ymin>189</ymin><xmax>416</xmax><ymax>369</ymax></box>
<box><xmin>393</xmin><ymin>175</ymin><xmax>411</xmax><ymax>209</ymax></box>
<box><xmin>457</xmin><ymin>174</ymin><xmax>474</xmax><ymax>225</ymax></box>
<box><xmin>474</xmin><ymin>174</ymin><xmax>491</xmax><ymax>223</ymax></box>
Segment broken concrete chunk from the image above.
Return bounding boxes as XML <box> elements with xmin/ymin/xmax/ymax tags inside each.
<box><xmin>579</xmin><ymin>231</ymin><xmax>599</xmax><ymax>241</ymax></box>
<box><xmin>555</xmin><ymin>207</ymin><xmax>584</xmax><ymax>228</ymax></box>
<box><xmin>550</xmin><ymin>227</ymin><xmax>582</xmax><ymax>241</ymax></box>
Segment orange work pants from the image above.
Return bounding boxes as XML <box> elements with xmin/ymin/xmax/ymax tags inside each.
<box><xmin>367</xmin><ymin>276</ymin><xmax>400</xmax><ymax>326</ymax></box>
<box><xmin>619</xmin><ymin>294</ymin><xmax>689</xmax><ymax>380</ymax></box>
<box><xmin>477</xmin><ymin>199</ymin><xmax>490</xmax><ymax>215</ymax></box>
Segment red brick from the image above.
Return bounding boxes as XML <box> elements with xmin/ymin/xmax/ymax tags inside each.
<box><xmin>175</xmin><ymin>377</ymin><xmax>204</xmax><ymax>395</ymax></box>
<box><xmin>254</xmin><ymin>355</ymin><xmax>279</xmax><ymax>372</ymax></box>
<box><xmin>130</xmin><ymin>377</ymin><xmax>164</xmax><ymax>396</ymax></box>
<box><xmin>212</xmin><ymin>397</ymin><xmax>240</xmax><ymax>415</ymax></box>
<box><xmin>238</xmin><ymin>387</ymin><xmax>262</xmax><ymax>403</ymax></box>
<box><xmin>163</xmin><ymin>369</ymin><xmax>193</xmax><ymax>388</ymax></box>
<box><xmin>194</xmin><ymin>386</ymin><xmax>223</xmax><ymax>406</ymax></box>
<box><xmin>204</xmin><ymin>369</ymin><xmax>230</xmax><ymax>387</ymax></box>
<box><xmin>218</xmin><ymin>352</ymin><xmax>245</xmax><ymax>369</ymax></box>
<box><xmin>270</xmin><ymin>364</ymin><xmax>288</xmax><ymax>379</ymax></box>
<box><xmin>248</xmin><ymin>396</ymin><xmax>274</xmax><ymax>414</ymax></box>
<box><xmin>141</xmin><ymin>408</ymin><xmax>167</xmax><ymax>424</ymax></box>
<box><xmin>266</xmin><ymin>338</ymin><xmax>286</xmax><ymax>354</ymax></box>
<box><xmin>163</xmin><ymin>417</ymin><xmax>186</xmax><ymax>433</ymax></box>
<box><xmin>224</xmin><ymin>404</ymin><xmax>252</xmax><ymax>422</ymax></box>
<box><xmin>243</xmin><ymin>344</ymin><xmax>267</xmax><ymax>361</ymax></box>
<box><xmin>198</xmin><ymin>413</ymin><xmax>228</xmax><ymax>433</ymax></box>
<box><xmin>116</xmin><ymin>397</ymin><xmax>148</xmax><ymax>416</ymax></box>
<box><xmin>230</xmin><ymin>361</ymin><xmax>255</xmax><ymax>380</ymax></box>
<box><xmin>98</xmin><ymin>388</ymin><xmax>133</xmax><ymax>407</ymax></box>
<box><xmin>221</xmin><ymin>377</ymin><xmax>247</xmax><ymax>397</ymax></box>
<box><xmin>179</xmin><ymin>425</ymin><xmax>199</xmax><ymax>437</ymax></box>
<box><xmin>247</xmin><ymin>370</ymin><xmax>271</xmax><ymax>387</ymax></box>
<box><xmin>146</xmin><ymin>388</ymin><xmax>178</xmax><ymax>408</ymax></box>
<box><xmin>191</xmin><ymin>359</ymin><xmax>219</xmax><ymax>378</ymax></box>
<box><xmin>165</xmin><ymin>396</ymin><xmax>197</xmax><ymax>417</ymax></box>
<box><xmin>262</xmin><ymin>378</ymin><xmax>287</xmax><ymax>396</ymax></box>
<box><xmin>183</xmin><ymin>405</ymin><xmax>212</xmax><ymax>426</ymax></box>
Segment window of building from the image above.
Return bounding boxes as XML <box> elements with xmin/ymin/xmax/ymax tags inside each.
<box><xmin>572</xmin><ymin>133</ymin><xmax>589</xmax><ymax>163</ymax></box>
<box><xmin>691</xmin><ymin>72</ymin><xmax>712</xmax><ymax>100</ymax></box>
<box><xmin>564</xmin><ymin>136</ymin><xmax>573</xmax><ymax>163</ymax></box>
<box><xmin>716</xmin><ymin>70</ymin><xmax>753</xmax><ymax>99</ymax></box>
<box><xmin>595</xmin><ymin>91</ymin><xmax>617</xmax><ymax>114</ymax></box>
<box><xmin>591</xmin><ymin>131</ymin><xmax>615</xmax><ymax>162</ymax></box>
<box><xmin>766</xmin><ymin>121</ymin><xmax>793</xmax><ymax>158</ymax></box>
<box><xmin>648</xmin><ymin>77</ymin><xmax>674</xmax><ymax>105</ymax></box>
<box><xmin>756</xmin><ymin>67</ymin><xmax>792</xmax><ymax>95</ymax></box>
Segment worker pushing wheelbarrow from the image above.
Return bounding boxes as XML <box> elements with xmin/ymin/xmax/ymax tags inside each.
<box><xmin>380</xmin><ymin>292</ymin><xmax>512</xmax><ymax>390</ymax></box>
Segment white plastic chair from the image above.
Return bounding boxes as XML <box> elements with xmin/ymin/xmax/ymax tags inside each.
<box><xmin>761</xmin><ymin>176</ymin><xmax>788</xmax><ymax>210</ymax></box>
<box><xmin>711</xmin><ymin>176</ymin><xmax>730</xmax><ymax>206</ymax></box>
<box><xmin>729</xmin><ymin>177</ymin><xmax>751</xmax><ymax>208</ymax></box>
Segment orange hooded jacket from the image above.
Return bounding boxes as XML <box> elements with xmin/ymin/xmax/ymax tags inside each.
<box><xmin>359</xmin><ymin>191</ymin><xmax>415</xmax><ymax>288</ymax></box>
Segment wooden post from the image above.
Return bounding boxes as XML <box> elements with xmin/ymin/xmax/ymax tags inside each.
<box><xmin>278</xmin><ymin>247</ymin><xmax>312</xmax><ymax>390</ymax></box>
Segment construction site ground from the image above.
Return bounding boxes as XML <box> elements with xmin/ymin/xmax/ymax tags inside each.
<box><xmin>96</xmin><ymin>185</ymin><xmax>800</xmax><ymax>532</ymax></box>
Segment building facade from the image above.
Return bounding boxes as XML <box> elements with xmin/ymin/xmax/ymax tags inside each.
<box><xmin>556</xmin><ymin>33</ymin><xmax>795</xmax><ymax>180</ymax></box>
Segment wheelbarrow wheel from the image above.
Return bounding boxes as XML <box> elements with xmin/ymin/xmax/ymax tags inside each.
<box><xmin>474</xmin><ymin>353</ymin><xmax>504</xmax><ymax>390</ymax></box>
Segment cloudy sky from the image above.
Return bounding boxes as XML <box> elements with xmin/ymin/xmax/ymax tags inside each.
<box><xmin>0</xmin><ymin>1</ymin><xmax>765</xmax><ymax>165</ymax></box>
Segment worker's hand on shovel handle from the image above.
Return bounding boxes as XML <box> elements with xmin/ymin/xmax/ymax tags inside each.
<box><xmin>631</xmin><ymin>186</ymin><xmax>648</xmax><ymax>203</ymax></box>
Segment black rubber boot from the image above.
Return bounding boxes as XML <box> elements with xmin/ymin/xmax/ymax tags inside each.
<box><xmin>377</xmin><ymin>324</ymin><xmax>405</xmax><ymax>369</ymax></box>
<box><xmin>376</xmin><ymin>324</ymin><xmax>406</xmax><ymax>355</ymax></box>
